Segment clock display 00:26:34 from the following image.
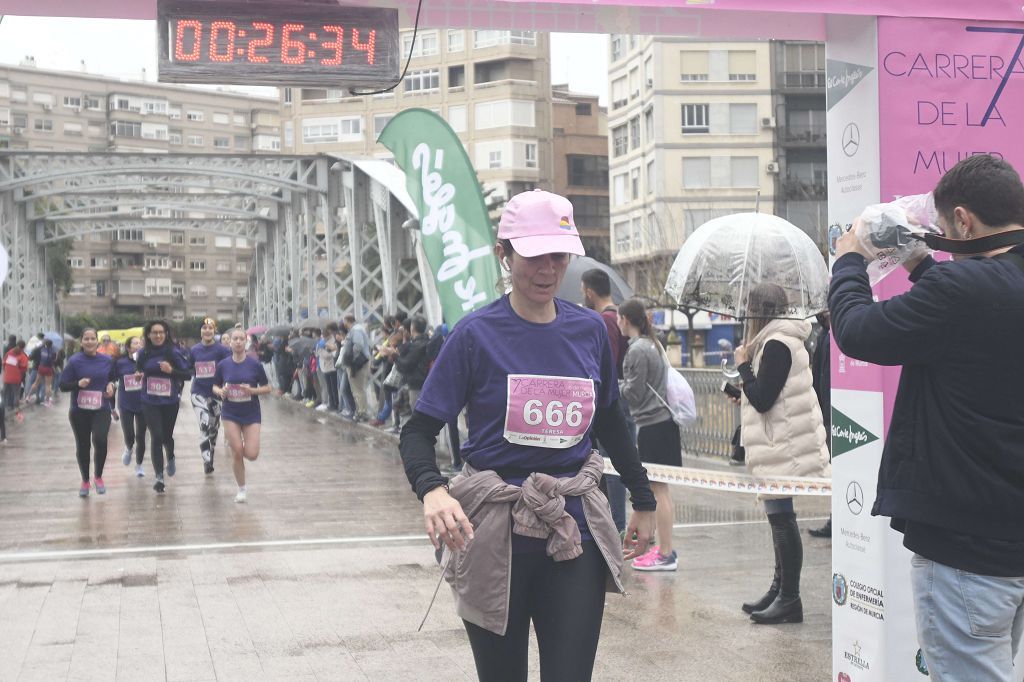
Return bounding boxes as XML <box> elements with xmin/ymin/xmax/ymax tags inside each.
<box><xmin>172</xmin><ymin>18</ymin><xmax>377</xmax><ymax>67</ymax></box>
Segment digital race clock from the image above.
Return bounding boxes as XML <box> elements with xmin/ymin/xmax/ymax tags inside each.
<box><xmin>157</xmin><ymin>0</ymin><xmax>400</xmax><ymax>87</ymax></box>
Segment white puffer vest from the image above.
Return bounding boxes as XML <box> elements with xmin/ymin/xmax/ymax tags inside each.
<box><xmin>741</xmin><ymin>319</ymin><xmax>830</xmax><ymax>491</ymax></box>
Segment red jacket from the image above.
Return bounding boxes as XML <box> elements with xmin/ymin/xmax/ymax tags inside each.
<box><xmin>3</xmin><ymin>350</ymin><xmax>28</xmax><ymax>385</ymax></box>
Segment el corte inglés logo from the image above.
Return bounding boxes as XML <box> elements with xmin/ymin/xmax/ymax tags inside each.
<box><xmin>831</xmin><ymin>407</ymin><xmax>879</xmax><ymax>456</ymax></box>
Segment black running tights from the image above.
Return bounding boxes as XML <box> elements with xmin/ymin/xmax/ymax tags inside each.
<box><xmin>69</xmin><ymin>409</ymin><xmax>111</xmax><ymax>482</ymax></box>
<box><xmin>464</xmin><ymin>541</ymin><xmax>607</xmax><ymax>682</ymax></box>
<box><xmin>120</xmin><ymin>408</ymin><xmax>147</xmax><ymax>464</ymax></box>
<box><xmin>142</xmin><ymin>403</ymin><xmax>179</xmax><ymax>477</ymax></box>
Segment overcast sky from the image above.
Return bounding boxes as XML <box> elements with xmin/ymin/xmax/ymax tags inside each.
<box><xmin>0</xmin><ymin>16</ymin><xmax>609</xmax><ymax>103</ymax></box>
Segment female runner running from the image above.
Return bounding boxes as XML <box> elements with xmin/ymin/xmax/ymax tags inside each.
<box><xmin>60</xmin><ymin>329</ymin><xmax>117</xmax><ymax>497</ymax></box>
<box><xmin>213</xmin><ymin>328</ymin><xmax>271</xmax><ymax>503</ymax></box>
<box><xmin>190</xmin><ymin>318</ymin><xmax>231</xmax><ymax>474</ymax></box>
<box><xmin>116</xmin><ymin>336</ymin><xmax>147</xmax><ymax>477</ymax></box>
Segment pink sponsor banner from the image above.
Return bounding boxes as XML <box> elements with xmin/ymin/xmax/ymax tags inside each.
<box><xmin>877</xmin><ymin>16</ymin><xmax>1024</xmax><ymax>430</ymax></box>
<box><xmin>6</xmin><ymin>0</ymin><xmax>1023</xmax><ymax>23</ymax></box>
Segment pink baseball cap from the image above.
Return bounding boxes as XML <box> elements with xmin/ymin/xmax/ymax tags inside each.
<box><xmin>498</xmin><ymin>189</ymin><xmax>585</xmax><ymax>257</ymax></box>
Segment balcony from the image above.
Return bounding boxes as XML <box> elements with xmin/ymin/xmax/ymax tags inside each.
<box><xmin>781</xmin><ymin>124</ymin><xmax>826</xmax><ymax>148</ymax></box>
<box><xmin>780</xmin><ymin>71</ymin><xmax>826</xmax><ymax>92</ymax></box>
<box><xmin>780</xmin><ymin>178</ymin><xmax>827</xmax><ymax>200</ymax></box>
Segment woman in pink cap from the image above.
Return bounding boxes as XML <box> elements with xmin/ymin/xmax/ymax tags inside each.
<box><xmin>400</xmin><ymin>189</ymin><xmax>657</xmax><ymax>681</ymax></box>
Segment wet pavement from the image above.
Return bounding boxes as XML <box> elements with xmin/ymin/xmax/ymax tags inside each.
<box><xmin>0</xmin><ymin>394</ymin><xmax>832</xmax><ymax>681</ymax></box>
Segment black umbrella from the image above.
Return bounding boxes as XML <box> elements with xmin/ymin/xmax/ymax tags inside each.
<box><xmin>557</xmin><ymin>256</ymin><xmax>634</xmax><ymax>306</ymax></box>
<box><xmin>266</xmin><ymin>325</ymin><xmax>292</xmax><ymax>338</ymax></box>
<box><xmin>288</xmin><ymin>336</ymin><xmax>316</xmax><ymax>356</ymax></box>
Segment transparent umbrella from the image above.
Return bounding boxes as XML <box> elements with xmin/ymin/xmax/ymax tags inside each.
<box><xmin>664</xmin><ymin>213</ymin><xmax>829</xmax><ymax>320</ymax></box>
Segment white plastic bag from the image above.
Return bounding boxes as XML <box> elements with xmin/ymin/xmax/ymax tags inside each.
<box><xmin>647</xmin><ymin>343</ymin><xmax>697</xmax><ymax>427</ymax></box>
<box><xmin>852</xmin><ymin>193</ymin><xmax>940</xmax><ymax>285</ymax></box>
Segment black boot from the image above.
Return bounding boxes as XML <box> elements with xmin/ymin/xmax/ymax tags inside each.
<box><xmin>752</xmin><ymin>511</ymin><xmax>803</xmax><ymax>624</ymax></box>
<box><xmin>742</xmin><ymin>536</ymin><xmax>780</xmax><ymax>614</ymax></box>
<box><xmin>808</xmin><ymin>516</ymin><xmax>831</xmax><ymax>538</ymax></box>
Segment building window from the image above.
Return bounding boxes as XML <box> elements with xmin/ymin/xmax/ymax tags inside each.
<box><xmin>682</xmin><ymin>104</ymin><xmax>710</xmax><ymax>134</ymax></box>
<box><xmin>728</xmin><ymin>50</ymin><xmax>757</xmax><ymax>81</ymax></box>
<box><xmin>302</xmin><ymin>122</ymin><xmax>337</xmax><ymax>143</ymax></box>
<box><xmin>116</xmin><ymin>229</ymin><xmax>143</xmax><ymax>241</ymax></box>
<box><xmin>403</xmin><ymin>69</ymin><xmax>440</xmax><ymax>93</ymax></box>
<box><xmin>90</xmin><ymin>257</ymin><xmax>108</xmax><ymax>269</ymax></box>
<box><xmin>145</xmin><ymin>256</ymin><xmax>171</xmax><ymax>270</ymax></box>
<box><xmin>84</xmin><ymin>96</ymin><xmax>103</xmax><ymax>111</ymax></box>
<box><xmin>447</xmin><ymin>29</ymin><xmax>464</xmax><ymax>52</ymax></box>
<box><xmin>189</xmin><ymin>259</ymin><xmax>206</xmax><ymax>272</ymax></box>
<box><xmin>236</xmin><ymin>262</ymin><xmax>249</xmax><ymax>273</ymax></box>
<box><xmin>683</xmin><ymin>157</ymin><xmax>711</xmax><ymax>189</ymax></box>
<box><xmin>611</xmin><ymin>35</ymin><xmax>623</xmax><ymax>62</ymax></box>
<box><xmin>644</xmin><ymin>108</ymin><xmax>654</xmax><ymax>143</ymax></box>
<box><xmin>63</xmin><ymin>96</ymin><xmax>82</xmax><ymax>109</ymax></box>
<box><xmin>339</xmin><ymin>116</ymin><xmax>362</xmax><ymax>140</ymax></box>
<box><xmin>611</xmin><ymin>77</ymin><xmax>627</xmax><ymax>109</ymax></box>
<box><xmin>234</xmin><ymin>113</ymin><xmax>246</xmax><ymax>126</ymax></box>
<box><xmin>34</xmin><ymin>119</ymin><xmax>54</xmax><ymax>132</ymax></box>
<box><xmin>473</xmin><ymin>30</ymin><xmax>536</xmax><ymax>48</ymax></box>
<box><xmin>402</xmin><ymin>30</ymin><xmax>439</xmax><ymax>58</ymax></box>
<box><xmin>373</xmin><ymin>114</ymin><xmax>394</xmax><ymax>137</ymax></box>
<box><xmin>190</xmin><ymin>285</ymin><xmax>208</xmax><ymax>297</ymax></box>
<box><xmin>575</xmin><ymin>103</ymin><xmax>592</xmax><ymax>116</ymax></box>
<box><xmin>567</xmin><ymin>155</ymin><xmax>608</xmax><ymax>188</ymax></box>
<box><xmin>629</xmin><ymin>68</ymin><xmax>640</xmax><ymax>99</ymax></box>
<box><xmin>629</xmin><ymin>116</ymin><xmax>640</xmax><ymax>149</ymax></box>
<box><xmin>729</xmin><ymin>104</ymin><xmax>758</xmax><ymax>134</ymax></box>
<box><xmin>613</xmin><ymin>173</ymin><xmax>628</xmax><ymax>206</ymax></box>
<box><xmin>169</xmin><ymin>130</ymin><xmax>182</xmax><ymax>145</ymax></box>
<box><xmin>524</xmin><ymin>143</ymin><xmax>537</xmax><ymax>169</ymax></box>
<box><xmin>630</xmin><ymin>167</ymin><xmax>640</xmax><ymax>200</ymax></box>
<box><xmin>236</xmin><ymin>238</ymin><xmax>248</xmax><ymax>248</ymax></box>
<box><xmin>234</xmin><ymin>135</ymin><xmax>248</xmax><ymax>150</ymax></box>
<box><xmin>68</xmin><ymin>257</ymin><xmax>85</xmax><ymax>268</ymax></box>
<box><xmin>32</xmin><ymin>92</ymin><xmax>54</xmax><ymax>107</ymax></box>
<box><xmin>11</xmin><ymin>89</ymin><xmax>26</xmax><ymax>103</ymax></box>
<box><xmin>488</xmin><ymin>151</ymin><xmax>502</xmax><ymax>169</ymax></box>
<box><xmin>632</xmin><ymin>218</ymin><xmax>643</xmax><ymax>250</ymax></box>
<box><xmin>647</xmin><ymin>160</ymin><xmax>655</xmax><ymax>194</ymax></box>
<box><xmin>63</xmin><ymin>122</ymin><xmax>83</xmax><ymax>136</ymax></box>
<box><xmin>12</xmin><ymin>113</ymin><xmax>27</xmax><ymax>128</ymax></box>
<box><xmin>117</xmin><ymin>280</ymin><xmax>144</xmax><ymax>295</ymax></box>
<box><xmin>446</xmin><ymin>105</ymin><xmax>466</xmax><ymax>133</ymax></box>
<box><xmin>566</xmin><ymin>195</ymin><xmax>609</xmax><ymax>229</ymax></box>
<box><xmin>187</xmin><ymin>134</ymin><xmax>204</xmax><ymax>146</ymax></box>
<box><xmin>186</xmin><ymin>110</ymin><xmax>204</xmax><ymax>122</ymax></box>
<box><xmin>215</xmin><ymin>236</ymin><xmax>233</xmax><ymax>248</ymax></box>
<box><xmin>681</xmin><ymin>51</ymin><xmax>710</xmax><ymax>81</ymax></box>
<box><xmin>168</xmin><ymin>107</ymin><xmax>181</xmax><ymax>119</ymax></box>
<box><xmin>213</xmin><ymin>137</ymin><xmax>230</xmax><ymax>149</ymax></box>
<box><xmin>474</xmin><ymin>100</ymin><xmax>534</xmax><ymax>129</ymax></box>
<box><xmin>171</xmin><ymin>232</ymin><xmax>184</xmax><ymax>245</ymax></box>
<box><xmin>730</xmin><ymin>157</ymin><xmax>760</xmax><ymax>187</ymax></box>
<box><xmin>783</xmin><ymin>42</ymin><xmax>827</xmax><ymax>87</ymax></box>
<box><xmin>189</xmin><ymin>235</ymin><xmax>206</xmax><ymax>246</ymax></box>
<box><xmin>283</xmin><ymin>88</ymin><xmax>293</xmax><ymax>104</ymax></box>
<box><xmin>611</xmin><ymin>125</ymin><xmax>628</xmax><ymax>157</ymax></box>
<box><xmin>213</xmin><ymin>112</ymin><xmax>230</xmax><ymax>125</ymax></box>
<box><xmin>96</xmin><ymin>281</ymin><xmax>107</xmax><ymax>297</ymax></box>
<box><xmin>172</xmin><ymin>284</ymin><xmax>185</xmax><ymax>296</ymax></box>
<box><xmin>614</xmin><ymin>220</ymin><xmax>630</xmax><ymax>252</ymax></box>
<box><xmin>644</xmin><ymin>57</ymin><xmax>653</xmax><ymax>89</ymax></box>
<box><xmin>216</xmin><ymin>261</ymin><xmax>230</xmax><ymax>274</ymax></box>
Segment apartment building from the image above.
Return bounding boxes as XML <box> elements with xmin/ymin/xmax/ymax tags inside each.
<box><xmin>607</xmin><ymin>36</ymin><xmax>776</xmax><ymax>296</ymax></box>
<box><xmin>770</xmin><ymin>41</ymin><xmax>828</xmax><ymax>251</ymax></box>
<box><xmin>279</xmin><ymin>29</ymin><xmax>553</xmax><ymax>202</ymax></box>
<box><xmin>0</xmin><ymin>60</ymin><xmax>281</xmax><ymax>321</ymax></box>
<box><xmin>552</xmin><ymin>85</ymin><xmax>610</xmax><ymax>264</ymax></box>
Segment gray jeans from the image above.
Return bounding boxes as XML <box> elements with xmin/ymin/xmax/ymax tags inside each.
<box><xmin>911</xmin><ymin>553</ymin><xmax>1024</xmax><ymax>681</ymax></box>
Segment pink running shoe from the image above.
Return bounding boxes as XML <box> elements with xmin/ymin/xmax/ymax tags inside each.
<box><xmin>94</xmin><ymin>478</ymin><xmax>106</xmax><ymax>495</ymax></box>
<box><xmin>630</xmin><ymin>545</ymin><xmax>660</xmax><ymax>567</ymax></box>
<box><xmin>633</xmin><ymin>549</ymin><xmax>678</xmax><ymax>572</ymax></box>
<box><xmin>79</xmin><ymin>482</ymin><xmax>90</xmax><ymax>498</ymax></box>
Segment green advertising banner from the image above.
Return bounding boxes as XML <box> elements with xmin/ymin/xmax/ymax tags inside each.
<box><xmin>378</xmin><ymin>108</ymin><xmax>500</xmax><ymax>326</ymax></box>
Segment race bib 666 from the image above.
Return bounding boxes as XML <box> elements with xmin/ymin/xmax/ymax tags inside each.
<box><xmin>503</xmin><ymin>374</ymin><xmax>596</xmax><ymax>449</ymax></box>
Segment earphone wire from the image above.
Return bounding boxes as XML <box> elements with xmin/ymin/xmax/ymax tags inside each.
<box><xmin>348</xmin><ymin>0</ymin><xmax>424</xmax><ymax>96</ymax></box>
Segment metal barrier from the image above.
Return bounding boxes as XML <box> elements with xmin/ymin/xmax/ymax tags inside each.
<box><xmin>677</xmin><ymin>368</ymin><xmax>739</xmax><ymax>460</ymax></box>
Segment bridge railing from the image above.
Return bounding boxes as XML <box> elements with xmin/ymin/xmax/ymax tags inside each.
<box><xmin>677</xmin><ymin>367</ymin><xmax>739</xmax><ymax>460</ymax></box>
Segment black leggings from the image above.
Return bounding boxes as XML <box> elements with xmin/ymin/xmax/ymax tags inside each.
<box><xmin>69</xmin><ymin>409</ymin><xmax>111</xmax><ymax>482</ymax></box>
<box><xmin>464</xmin><ymin>541</ymin><xmax>607</xmax><ymax>682</ymax></box>
<box><xmin>142</xmin><ymin>403</ymin><xmax>179</xmax><ymax>477</ymax></box>
<box><xmin>120</xmin><ymin>408</ymin><xmax>147</xmax><ymax>465</ymax></box>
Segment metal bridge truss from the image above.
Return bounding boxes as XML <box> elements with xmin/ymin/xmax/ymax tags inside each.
<box><xmin>0</xmin><ymin>152</ymin><xmax>433</xmax><ymax>339</ymax></box>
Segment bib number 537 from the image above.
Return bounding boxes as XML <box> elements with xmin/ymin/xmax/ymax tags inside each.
<box><xmin>523</xmin><ymin>399</ymin><xmax>583</xmax><ymax>428</ymax></box>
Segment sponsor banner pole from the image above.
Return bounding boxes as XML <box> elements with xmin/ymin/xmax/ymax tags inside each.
<box><xmin>378</xmin><ymin>109</ymin><xmax>501</xmax><ymax>327</ymax></box>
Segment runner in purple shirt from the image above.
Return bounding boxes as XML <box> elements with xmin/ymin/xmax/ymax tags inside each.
<box><xmin>190</xmin><ymin>318</ymin><xmax>232</xmax><ymax>475</ymax></box>
<box><xmin>399</xmin><ymin>189</ymin><xmax>657</xmax><ymax>681</ymax></box>
<box><xmin>59</xmin><ymin>328</ymin><xmax>116</xmax><ymax>498</ymax></box>
<box><xmin>213</xmin><ymin>328</ymin><xmax>270</xmax><ymax>503</ymax></box>
<box><xmin>115</xmin><ymin>336</ymin><xmax>147</xmax><ymax>477</ymax></box>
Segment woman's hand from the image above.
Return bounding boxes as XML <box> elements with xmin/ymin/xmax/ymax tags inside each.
<box><xmin>734</xmin><ymin>345</ymin><xmax>748</xmax><ymax>365</ymax></box>
<box><xmin>104</xmin><ymin>382</ymin><xmax>115</xmax><ymax>398</ymax></box>
<box><xmin>212</xmin><ymin>386</ymin><xmax>225</xmax><ymax>399</ymax></box>
<box><xmin>77</xmin><ymin>377</ymin><xmax>90</xmax><ymax>388</ymax></box>
<box><xmin>423</xmin><ymin>486</ymin><xmax>474</xmax><ymax>551</ymax></box>
<box><xmin>622</xmin><ymin>510</ymin><xmax>656</xmax><ymax>561</ymax></box>
<box><xmin>158</xmin><ymin>360</ymin><xmax>173</xmax><ymax>374</ymax></box>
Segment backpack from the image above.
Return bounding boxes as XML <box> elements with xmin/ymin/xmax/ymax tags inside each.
<box><xmin>646</xmin><ymin>341</ymin><xmax>697</xmax><ymax>427</ymax></box>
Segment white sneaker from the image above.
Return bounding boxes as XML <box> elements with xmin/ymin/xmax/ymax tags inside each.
<box><xmin>135</xmin><ymin>464</ymin><xmax>145</xmax><ymax>477</ymax></box>
<box><xmin>235</xmin><ymin>489</ymin><xmax>247</xmax><ymax>503</ymax></box>
<box><xmin>315</xmin><ymin>404</ymin><xmax>328</xmax><ymax>412</ymax></box>
<box><xmin>122</xmin><ymin>447</ymin><xmax>132</xmax><ymax>466</ymax></box>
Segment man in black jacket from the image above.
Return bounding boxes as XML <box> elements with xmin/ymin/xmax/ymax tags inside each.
<box><xmin>830</xmin><ymin>154</ymin><xmax>1024</xmax><ymax>681</ymax></box>
<box><xmin>395</xmin><ymin>316</ymin><xmax>431</xmax><ymax>409</ymax></box>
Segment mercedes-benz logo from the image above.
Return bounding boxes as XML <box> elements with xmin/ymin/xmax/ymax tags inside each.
<box><xmin>842</xmin><ymin>123</ymin><xmax>860</xmax><ymax>157</ymax></box>
<box><xmin>846</xmin><ymin>481</ymin><xmax>864</xmax><ymax>515</ymax></box>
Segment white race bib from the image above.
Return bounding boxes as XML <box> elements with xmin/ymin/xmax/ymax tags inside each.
<box><xmin>146</xmin><ymin>376</ymin><xmax>172</xmax><ymax>397</ymax></box>
<box><xmin>195</xmin><ymin>361</ymin><xmax>216</xmax><ymax>379</ymax></box>
<box><xmin>77</xmin><ymin>390</ymin><xmax>103</xmax><ymax>411</ymax></box>
<box><xmin>225</xmin><ymin>383</ymin><xmax>250</xmax><ymax>403</ymax></box>
<box><xmin>123</xmin><ymin>374</ymin><xmax>143</xmax><ymax>392</ymax></box>
<box><xmin>503</xmin><ymin>374</ymin><xmax>596</xmax><ymax>449</ymax></box>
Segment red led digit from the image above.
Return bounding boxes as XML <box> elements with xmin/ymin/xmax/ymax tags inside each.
<box><xmin>321</xmin><ymin>25</ymin><xmax>343</xmax><ymax>66</ymax></box>
<box><xmin>281</xmin><ymin>23</ymin><xmax>306</xmax><ymax>65</ymax></box>
<box><xmin>351</xmin><ymin>28</ymin><xmax>376</xmax><ymax>65</ymax></box>
<box><xmin>209</xmin><ymin>21</ymin><xmax>236</xmax><ymax>62</ymax></box>
<box><xmin>247</xmin><ymin>22</ymin><xmax>274</xmax><ymax>63</ymax></box>
<box><xmin>174</xmin><ymin>19</ymin><xmax>203</xmax><ymax>62</ymax></box>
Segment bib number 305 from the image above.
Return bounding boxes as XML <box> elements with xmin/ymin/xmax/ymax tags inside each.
<box><xmin>504</xmin><ymin>374</ymin><xmax>596</xmax><ymax>449</ymax></box>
